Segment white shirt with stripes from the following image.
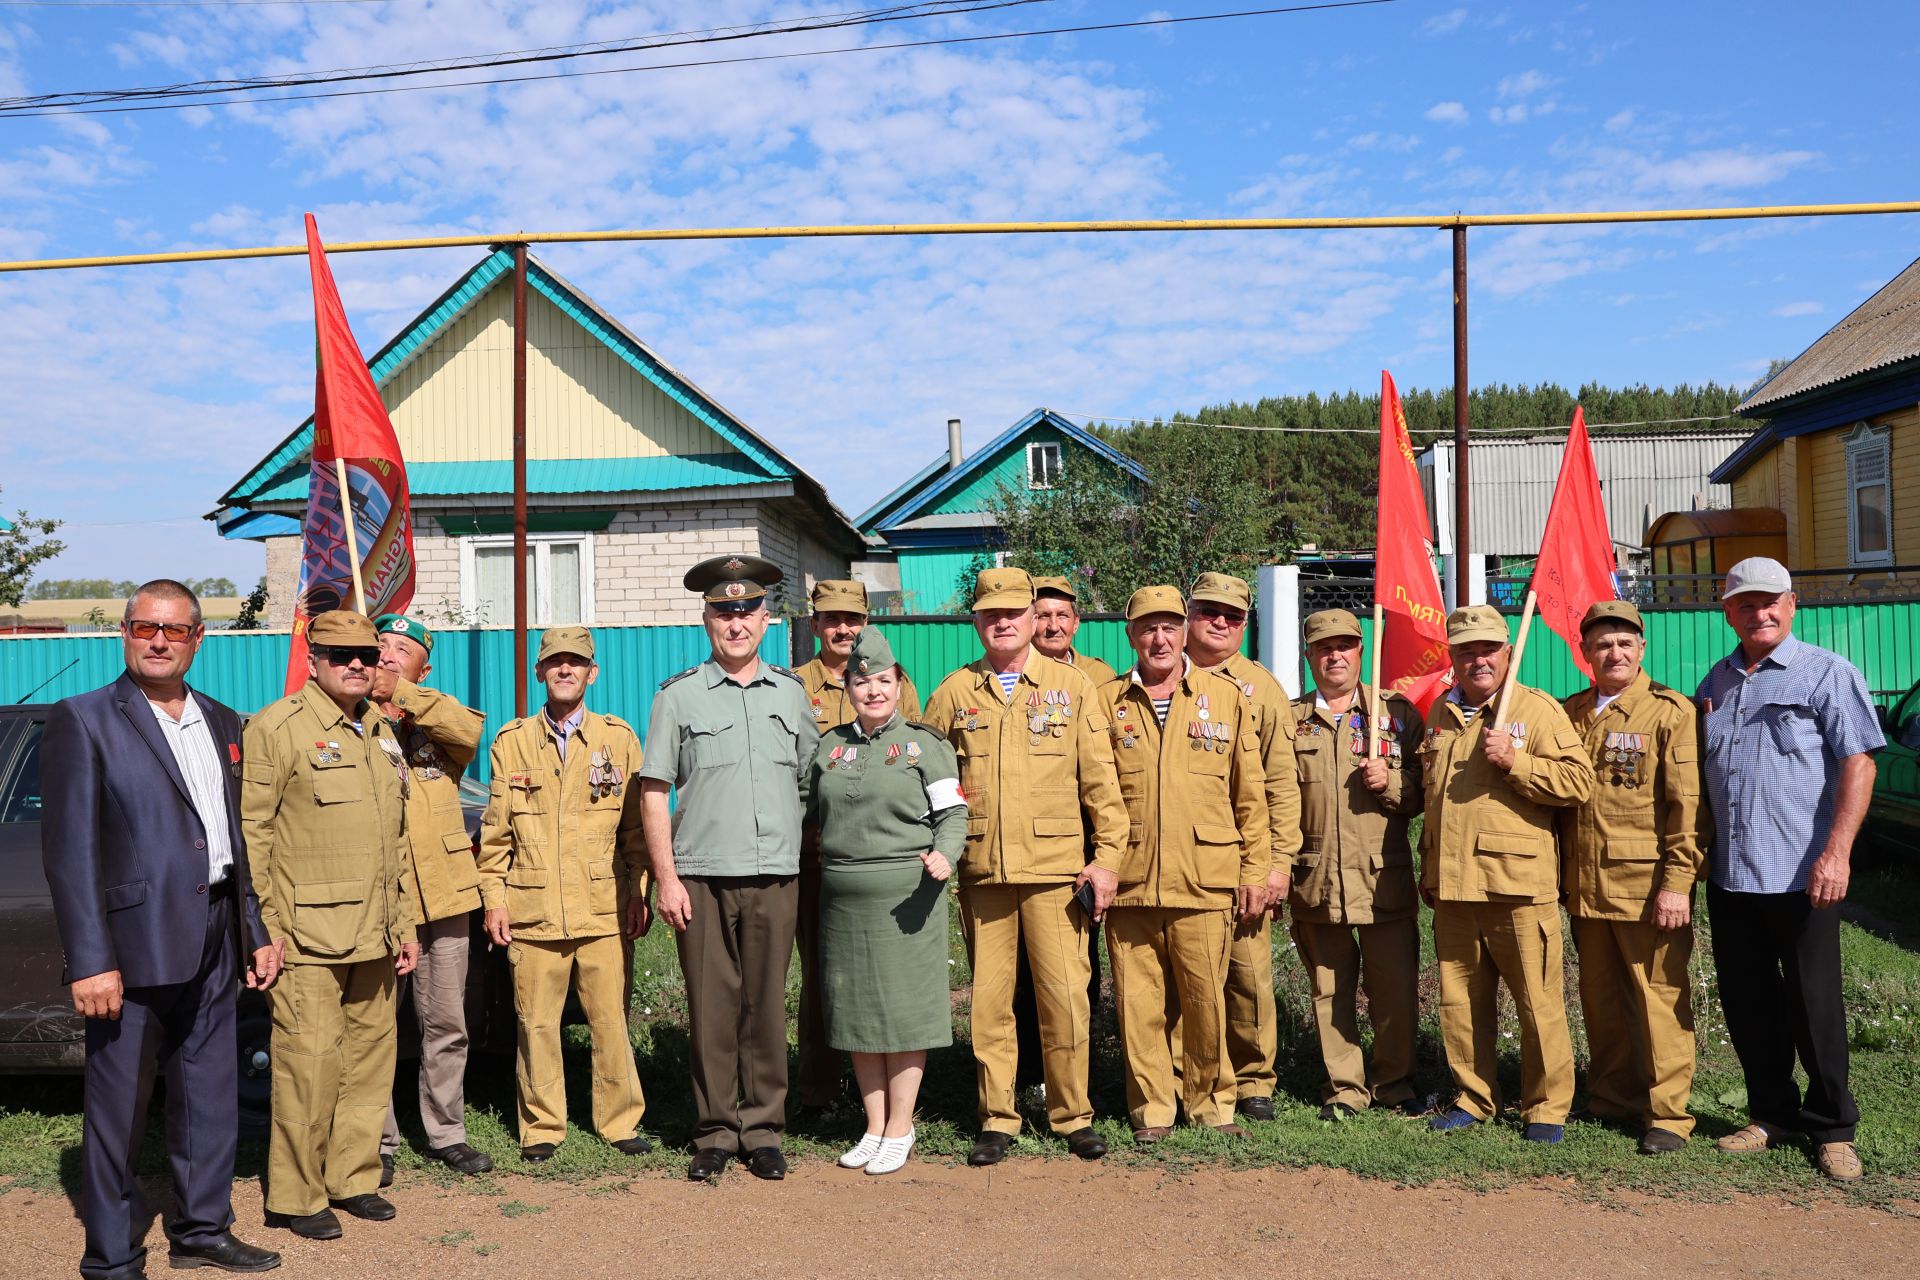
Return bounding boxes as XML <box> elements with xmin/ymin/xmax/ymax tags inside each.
<box><xmin>146</xmin><ymin>691</ymin><xmax>235</xmax><ymax>884</ymax></box>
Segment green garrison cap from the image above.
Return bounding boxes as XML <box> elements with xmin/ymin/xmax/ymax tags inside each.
<box><xmin>375</xmin><ymin>613</ymin><xmax>433</xmax><ymax>653</ymax></box>
<box><xmin>847</xmin><ymin>626</ymin><xmax>898</xmax><ymax>678</ymax></box>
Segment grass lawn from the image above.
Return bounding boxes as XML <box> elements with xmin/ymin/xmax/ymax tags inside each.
<box><xmin>4</xmin><ymin>865</ymin><xmax>1915</xmax><ymax>1209</ymax></box>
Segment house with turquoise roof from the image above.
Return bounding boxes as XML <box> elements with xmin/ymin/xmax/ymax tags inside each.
<box><xmin>857</xmin><ymin>409</ymin><xmax>1149</xmax><ymax>613</ymax></box>
<box><xmin>210</xmin><ymin>250</ymin><xmax>861</xmax><ymax>628</ymax></box>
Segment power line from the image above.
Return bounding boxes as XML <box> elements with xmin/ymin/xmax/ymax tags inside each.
<box><xmin>0</xmin><ymin>0</ymin><xmax>1399</xmax><ymax>118</ymax></box>
<box><xmin>0</xmin><ymin>1</ymin><xmax>1061</xmax><ymax>111</ymax></box>
<box><xmin>1061</xmin><ymin>411</ymin><xmax>1750</xmax><ymax>437</ymax></box>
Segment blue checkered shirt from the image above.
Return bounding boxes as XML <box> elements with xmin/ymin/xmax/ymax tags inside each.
<box><xmin>1696</xmin><ymin>633</ymin><xmax>1884</xmax><ymax>894</ymax></box>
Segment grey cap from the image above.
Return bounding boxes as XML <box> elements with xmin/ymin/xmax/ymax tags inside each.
<box><xmin>1722</xmin><ymin>556</ymin><xmax>1793</xmax><ymax>600</ymax></box>
<box><xmin>847</xmin><ymin>626</ymin><xmax>897</xmax><ymax>678</ymax></box>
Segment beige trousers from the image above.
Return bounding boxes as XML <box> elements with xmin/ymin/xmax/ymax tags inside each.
<box><xmin>1109</xmin><ymin>905</ymin><xmax>1236</xmax><ymax>1129</ymax></box>
<box><xmin>266</xmin><ymin>959</ymin><xmax>396</xmax><ymax>1216</ymax></box>
<box><xmin>1290</xmin><ymin>916</ymin><xmax>1420</xmax><ymax>1109</ymax></box>
<box><xmin>382</xmin><ymin>912</ymin><xmax>471</xmax><ymax>1154</ymax></box>
<box><xmin>509</xmin><ymin>933</ymin><xmax>645</xmax><ymax>1146</ymax></box>
<box><xmin>1571</xmin><ymin>915</ymin><xmax>1697</xmax><ymax>1136</ymax></box>
<box><xmin>1434</xmin><ymin>900</ymin><xmax>1574</xmax><ymax>1125</ymax></box>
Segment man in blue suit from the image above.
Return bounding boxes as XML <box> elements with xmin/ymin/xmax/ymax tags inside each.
<box><xmin>42</xmin><ymin>579</ymin><xmax>284</xmax><ymax>1278</ymax></box>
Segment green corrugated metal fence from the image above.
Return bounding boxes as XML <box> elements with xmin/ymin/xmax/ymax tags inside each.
<box><xmin>1</xmin><ymin>624</ymin><xmax>787</xmax><ymax>783</ymax></box>
<box><xmin>868</xmin><ymin>616</ymin><xmax>1251</xmax><ymax>693</ymax></box>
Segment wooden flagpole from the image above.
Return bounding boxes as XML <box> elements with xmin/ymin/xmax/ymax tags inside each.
<box><xmin>333</xmin><ymin>457</ymin><xmax>368</xmax><ymax>615</ymax></box>
<box><xmin>1367</xmin><ymin>603</ymin><xmax>1384</xmax><ymax>757</ymax></box>
<box><xmin>1493</xmin><ymin>590</ymin><xmax>1536</xmax><ymax>730</ymax></box>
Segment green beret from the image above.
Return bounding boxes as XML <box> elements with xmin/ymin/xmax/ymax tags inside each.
<box><xmin>375</xmin><ymin>613</ymin><xmax>433</xmax><ymax>653</ymax></box>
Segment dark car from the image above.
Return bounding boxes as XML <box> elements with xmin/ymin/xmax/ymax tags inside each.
<box><xmin>1868</xmin><ymin>678</ymin><xmax>1920</xmax><ymax>849</ymax></box>
<box><xmin>0</xmin><ymin>704</ymin><xmax>501</xmax><ymax>1130</ymax></box>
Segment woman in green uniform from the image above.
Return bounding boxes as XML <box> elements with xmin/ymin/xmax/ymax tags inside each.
<box><xmin>805</xmin><ymin>627</ymin><xmax>967</xmax><ymax>1176</ymax></box>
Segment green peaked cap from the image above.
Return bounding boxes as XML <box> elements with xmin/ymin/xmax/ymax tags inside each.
<box><xmin>848</xmin><ymin>626</ymin><xmax>897</xmax><ymax>677</ymax></box>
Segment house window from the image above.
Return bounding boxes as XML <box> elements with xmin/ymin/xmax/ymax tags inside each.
<box><xmin>460</xmin><ymin>533</ymin><xmax>594</xmax><ymax>626</ymax></box>
<box><xmin>1844</xmin><ymin>423</ymin><xmax>1893</xmax><ymax>568</ymax></box>
<box><xmin>1027</xmin><ymin>441</ymin><xmax>1062</xmax><ymax>490</ymax></box>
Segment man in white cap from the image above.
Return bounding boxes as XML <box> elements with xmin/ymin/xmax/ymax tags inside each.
<box><xmin>1697</xmin><ymin>557</ymin><xmax>1882</xmax><ymax>1181</ymax></box>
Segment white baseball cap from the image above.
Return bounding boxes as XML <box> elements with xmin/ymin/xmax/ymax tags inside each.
<box><xmin>1721</xmin><ymin>556</ymin><xmax>1793</xmax><ymax>600</ymax></box>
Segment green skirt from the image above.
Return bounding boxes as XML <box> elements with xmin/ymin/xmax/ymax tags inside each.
<box><xmin>819</xmin><ymin>858</ymin><xmax>953</xmax><ymax>1053</ymax></box>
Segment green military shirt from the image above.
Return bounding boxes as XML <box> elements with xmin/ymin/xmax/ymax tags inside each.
<box><xmin>803</xmin><ymin>716</ymin><xmax>967</xmax><ymax>868</ymax></box>
<box><xmin>639</xmin><ymin>657</ymin><xmax>818</xmax><ymax>877</ymax></box>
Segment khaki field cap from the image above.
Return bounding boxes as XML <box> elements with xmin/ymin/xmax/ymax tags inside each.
<box><xmin>973</xmin><ymin>566</ymin><xmax>1036</xmax><ymax>610</ymax></box>
<box><xmin>1125</xmin><ymin>585</ymin><xmax>1187</xmax><ymax>621</ymax></box>
<box><xmin>810</xmin><ymin>579</ymin><xmax>868</xmax><ymax>616</ymax></box>
<box><xmin>1722</xmin><ymin>556</ymin><xmax>1793</xmax><ymax>600</ymax></box>
<box><xmin>307</xmin><ymin>609</ymin><xmax>378</xmax><ymax>646</ymax></box>
<box><xmin>1303</xmin><ymin>608</ymin><xmax>1363</xmax><ymax>645</ymax></box>
<box><xmin>1032</xmin><ymin>575</ymin><xmax>1079</xmax><ymax>602</ymax></box>
<box><xmin>684</xmin><ymin>553</ymin><xmax>782</xmax><ymax>609</ymax></box>
<box><xmin>1188</xmin><ymin>572</ymin><xmax>1251</xmax><ymax>611</ymax></box>
<box><xmin>537</xmin><ymin>626</ymin><xmax>595</xmax><ymax>663</ymax></box>
<box><xmin>1580</xmin><ymin>599</ymin><xmax>1644</xmax><ymax>634</ymax></box>
<box><xmin>847</xmin><ymin>625</ymin><xmax>898</xmax><ymax>677</ymax></box>
<box><xmin>1446</xmin><ymin>604</ymin><xmax>1510</xmax><ymax>646</ymax></box>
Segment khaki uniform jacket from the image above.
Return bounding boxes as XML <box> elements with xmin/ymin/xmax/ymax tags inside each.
<box><xmin>1559</xmin><ymin>671</ymin><xmax>1710</xmax><ymax>921</ymax></box>
<box><xmin>242</xmin><ymin>682</ymin><xmax>416</xmax><ymax>964</ymax></box>
<box><xmin>1101</xmin><ymin>665</ymin><xmax>1269</xmax><ymax>910</ymax></box>
<box><xmin>1063</xmin><ymin>649</ymin><xmax>1117</xmax><ymax>685</ymax></box>
<box><xmin>1203</xmin><ymin>651</ymin><xmax>1305</xmax><ymax>866</ymax></box>
<box><xmin>1288</xmin><ymin>685</ymin><xmax>1424</xmax><ymax>925</ymax></box>
<box><xmin>1418</xmin><ymin>684</ymin><xmax>1595</xmax><ymax>904</ymax></box>
<box><xmin>384</xmin><ymin>678</ymin><xmax>485</xmax><ymax>924</ymax></box>
<box><xmin>797</xmin><ymin>656</ymin><xmax>922</xmax><ymax>732</ymax></box>
<box><xmin>476</xmin><ymin>709</ymin><xmax>648</xmax><ymax>942</ymax></box>
<box><xmin>924</xmin><ymin>649</ymin><xmax>1128</xmax><ymax>885</ymax></box>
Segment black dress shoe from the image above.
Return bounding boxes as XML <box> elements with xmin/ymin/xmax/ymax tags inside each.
<box><xmin>378</xmin><ymin>1154</ymin><xmax>394</xmax><ymax>1188</ymax></box>
<box><xmin>744</xmin><ymin>1147</ymin><xmax>787</xmax><ymax>1180</ymax></box>
<box><xmin>1387</xmin><ymin>1096</ymin><xmax>1428</xmax><ymax>1117</ymax></box>
<box><xmin>686</xmin><ymin>1148</ymin><xmax>730</xmax><ymax>1182</ymax></box>
<box><xmin>1318</xmin><ymin>1102</ymin><xmax>1358</xmax><ymax>1121</ymax></box>
<box><xmin>268</xmin><ymin>1209</ymin><xmax>341</xmax><ymax>1241</ymax></box>
<box><xmin>1065</xmin><ymin>1127</ymin><xmax>1107</xmax><ymax>1160</ymax></box>
<box><xmin>168</xmin><ymin>1232</ymin><xmax>283</xmax><ymax>1272</ymax></box>
<box><xmin>968</xmin><ymin>1132</ymin><xmax>1013</xmax><ymax>1167</ymax></box>
<box><xmin>611</xmin><ymin>1136</ymin><xmax>653</xmax><ymax>1156</ymax></box>
<box><xmin>519</xmin><ymin>1143</ymin><xmax>557</xmax><ymax>1164</ymax></box>
<box><xmin>1639</xmin><ymin>1127</ymin><xmax>1687</xmax><ymax>1155</ymax></box>
<box><xmin>329</xmin><ymin>1194</ymin><xmax>395</xmax><ymax>1222</ymax></box>
<box><xmin>1236</xmin><ymin>1096</ymin><xmax>1276</xmax><ymax>1122</ymax></box>
<box><xmin>425</xmin><ymin>1143</ymin><xmax>494</xmax><ymax>1174</ymax></box>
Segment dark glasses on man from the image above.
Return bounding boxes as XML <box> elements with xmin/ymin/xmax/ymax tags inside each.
<box><xmin>1191</xmin><ymin>605</ymin><xmax>1247</xmax><ymax>625</ymax></box>
<box><xmin>124</xmin><ymin>619</ymin><xmax>198</xmax><ymax>642</ymax></box>
<box><xmin>317</xmin><ymin>646</ymin><xmax>380</xmax><ymax>667</ymax></box>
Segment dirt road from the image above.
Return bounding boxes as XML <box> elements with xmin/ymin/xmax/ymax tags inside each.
<box><xmin>6</xmin><ymin>1160</ymin><xmax>1917</xmax><ymax>1279</ymax></box>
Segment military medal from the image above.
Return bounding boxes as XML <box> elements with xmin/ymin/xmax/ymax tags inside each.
<box><xmin>886</xmin><ymin>743</ymin><xmax>902</xmax><ymax>765</ymax></box>
<box><xmin>827</xmin><ymin>745</ymin><xmax>844</xmax><ymax>770</ymax></box>
<box><xmin>967</xmin><ymin>707</ymin><xmax>980</xmax><ymax>730</ymax></box>
<box><xmin>906</xmin><ymin>741</ymin><xmax>922</xmax><ymax>762</ymax></box>
<box><xmin>1197</xmin><ymin>693</ymin><xmax>1211</xmax><ymax>722</ymax></box>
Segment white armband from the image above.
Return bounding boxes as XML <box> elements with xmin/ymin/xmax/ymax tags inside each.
<box><xmin>925</xmin><ymin>777</ymin><xmax>965</xmax><ymax>811</ymax></box>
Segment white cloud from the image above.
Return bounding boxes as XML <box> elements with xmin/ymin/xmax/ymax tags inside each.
<box><xmin>1423</xmin><ymin>7</ymin><xmax>1469</xmax><ymax>35</ymax></box>
<box><xmin>1425</xmin><ymin>101</ymin><xmax>1470</xmax><ymax>125</ymax></box>
<box><xmin>1489</xmin><ymin>104</ymin><xmax>1527</xmax><ymax>126</ymax></box>
<box><xmin>1604</xmin><ymin>108</ymin><xmax>1636</xmax><ymax>133</ymax></box>
<box><xmin>1772</xmin><ymin>301</ymin><xmax>1822</xmax><ymax>317</ymax></box>
<box><xmin>1497</xmin><ymin>69</ymin><xmax>1556</xmax><ymax>99</ymax></box>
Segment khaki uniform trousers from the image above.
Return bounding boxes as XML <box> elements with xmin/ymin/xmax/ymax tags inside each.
<box><xmin>1571</xmin><ymin>916</ymin><xmax>1697</xmax><ymax>1136</ymax></box>
<box><xmin>382</xmin><ymin>913</ymin><xmax>472</xmax><ymax>1154</ymax></box>
<box><xmin>266</xmin><ymin>960</ymin><xmax>396</xmax><ymax>1217</ymax></box>
<box><xmin>959</xmin><ymin>881</ymin><xmax>1094</xmax><ymax>1135</ymax></box>
<box><xmin>1109</xmin><ymin>906</ymin><xmax>1235</xmax><ymax>1129</ymax></box>
<box><xmin>509</xmin><ymin>934</ymin><xmax>645</xmax><ymax>1146</ymax></box>
<box><xmin>1434</xmin><ymin>900</ymin><xmax>1575</xmax><ymax>1125</ymax></box>
<box><xmin>1290</xmin><ymin>917</ymin><xmax>1420</xmax><ymax>1110</ymax></box>
<box><xmin>1224</xmin><ymin>915</ymin><xmax>1279</xmax><ymax>1100</ymax></box>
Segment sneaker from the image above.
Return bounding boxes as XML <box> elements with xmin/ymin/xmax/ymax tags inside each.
<box><xmin>866</xmin><ymin>1130</ymin><xmax>915</xmax><ymax>1176</ymax></box>
<box><xmin>1816</xmin><ymin>1141</ymin><xmax>1863</xmax><ymax>1182</ymax></box>
<box><xmin>837</xmin><ymin>1133</ymin><xmax>884</xmax><ymax>1169</ymax></box>
<box><xmin>1715</xmin><ymin>1121</ymin><xmax>1800</xmax><ymax>1154</ymax></box>
<box><xmin>1522</xmin><ymin>1123</ymin><xmax>1565</xmax><ymax>1144</ymax></box>
<box><xmin>1428</xmin><ymin>1107</ymin><xmax>1480</xmax><ymax>1133</ymax></box>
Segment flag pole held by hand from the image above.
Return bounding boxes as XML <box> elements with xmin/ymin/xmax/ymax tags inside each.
<box><xmin>1368</xmin><ymin>603</ymin><xmax>1385</xmax><ymax>757</ymax></box>
<box><xmin>333</xmin><ymin>457</ymin><xmax>368</xmax><ymax>615</ymax></box>
<box><xmin>1493</xmin><ymin>590</ymin><xmax>1536</xmax><ymax>731</ymax></box>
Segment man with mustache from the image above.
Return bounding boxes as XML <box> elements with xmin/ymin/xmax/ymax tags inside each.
<box><xmin>1559</xmin><ymin>600</ymin><xmax>1709</xmax><ymax>1155</ymax></box>
<box><xmin>1420</xmin><ymin>605</ymin><xmax>1593</xmax><ymax>1143</ymax></box>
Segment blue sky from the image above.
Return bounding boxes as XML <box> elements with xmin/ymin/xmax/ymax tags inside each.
<box><xmin>3</xmin><ymin>0</ymin><xmax>1916</xmax><ymax>583</ymax></box>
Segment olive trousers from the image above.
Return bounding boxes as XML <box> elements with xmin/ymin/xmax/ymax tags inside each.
<box><xmin>265</xmin><ymin>959</ymin><xmax>395</xmax><ymax>1216</ymax></box>
<box><xmin>1291</xmin><ymin>915</ymin><xmax>1421</xmax><ymax>1110</ymax></box>
<box><xmin>1434</xmin><ymin>899</ymin><xmax>1574</xmax><ymax>1125</ymax></box>
<box><xmin>1571</xmin><ymin>915</ymin><xmax>1696</xmax><ymax>1137</ymax></box>
<box><xmin>509</xmin><ymin>933</ymin><xmax>646</xmax><ymax>1147</ymax></box>
<box><xmin>1109</xmin><ymin>905</ymin><xmax>1236</xmax><ymax>1129</ymax></box>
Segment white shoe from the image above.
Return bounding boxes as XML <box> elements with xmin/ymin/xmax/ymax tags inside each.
<box><xmin>838</xmin><ymin>1133</ymin><xmax>884</xmax><ymax>1169</ymax></box>
<box><xmin>866</xmin><ymin>1130</ymin><xmax>916</xmax><ymax>1176</ymax></box>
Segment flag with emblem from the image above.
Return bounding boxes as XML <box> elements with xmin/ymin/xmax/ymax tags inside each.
<box><xmin>284</xmin><ymin>213</ymin><xmax>417</xmax><ymax>693</ymax></box>
<box><xmin>1527</xmin><ymin>406</ymin><xmax>1619</xmax><ymax>678</ymax></box>
<box><xmin>1373</xmin><ymin>371</ymin><xmax>1454</xmax><ymax>714</ymax></box>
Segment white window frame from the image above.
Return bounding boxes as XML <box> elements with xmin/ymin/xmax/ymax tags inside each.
<box><xmin>459</xmin><ymin>532</ymin><xmax>597</xmax><ymax>626</ymax></box>
<box><xmin>1843</xmin><ymin>422</ymin><xmax>1894</xmax><ymax>568</ymax></box>
<box><xmin>1027</xmin><ymin>441</ymin><xmax>1062</xmax><ymax>490</ymax></box>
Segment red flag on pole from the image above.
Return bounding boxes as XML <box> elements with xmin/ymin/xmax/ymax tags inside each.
<box><xmin>285</xmin><ymin>214</ymin><xmax>416</xmax><ymax>693</ymax></box>
<box><xmin>1373</xmin><ymin>371</ymin><xmax>1454</xmax><ymax>714</ymax></box>
<box><xmin>1527</xmin><ymin>405</ymin><xmax>1618</xmax><ymax>679</ymax></box>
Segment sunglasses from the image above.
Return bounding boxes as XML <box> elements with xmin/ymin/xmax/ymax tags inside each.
<box><xmin>1192</xmin><ymin>605</ymin><xmax>1247</xmax><ymax>625</ymax></box>
<box><xmin>316</xmin><ymin>645</ymin><xmax>381</xmax><ymax>667</ymax></box>
<box><xmin>125</xmin><ymin>619</ymin><xmax>199</xmax><ymax>642</ymax></box>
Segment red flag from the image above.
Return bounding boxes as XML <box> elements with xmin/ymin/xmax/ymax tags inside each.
<box><xmin>1528</xmin><ymin>406</ymin><xmax>1618</xmax><ymax>679</ymax></box>
<box><xmin>285</xmin><ymin>214</ymin><xmax>416</xmax><ymax>693</ymax></box>
<box><xmin>1373</xmin><ymin>371</ymin><xmax>1453</xmax><ymax>714</ymax></box>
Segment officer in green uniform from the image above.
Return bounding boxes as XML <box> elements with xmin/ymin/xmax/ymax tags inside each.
<box><xmin>792</xmin><ymin>578</ymin><xmax>921</xmax><ymax>1115</ymax></box>
<box><xmin>370</xmin><ymin>613</ymin><xmax>493</xmax><ymax>1182</ymax></box>
<box><xmin>242</xmin><ymin>609</ymin><xmax>418</xmax><ymax>1241</ymax></box>
<box><xmin>640</xmin><ymin>554</ymin><xmax>818</xmax><ymax>1183</ymax></box>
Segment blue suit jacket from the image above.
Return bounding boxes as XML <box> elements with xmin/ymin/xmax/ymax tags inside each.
<box><xmin>41</xmin><ymin>672</ymin><xmax>269</xmax><ymax>987</ymax></box>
